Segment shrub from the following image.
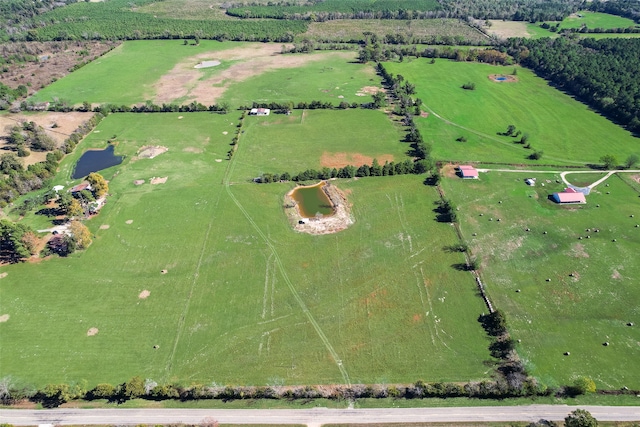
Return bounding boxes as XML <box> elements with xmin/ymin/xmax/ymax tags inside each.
<box><xmin>461</xmin><ymin>82</ymin><xmax>476</xmax><ymax>90</ymax></box>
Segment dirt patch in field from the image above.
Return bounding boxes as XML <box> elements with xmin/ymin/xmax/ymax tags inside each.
<box><xmin>133</xmin><ymin>179</ymin><xmax>145</xmax><ymax>186</ymax></box>
<box><xmin>137</xmin><ymin>145</ymin><xmax>168</xmax><ymax>159</ymax></box>
<box><xmin>183</xmin><ymin>147</ymin><xmax>203</xmax><ymax>153</ymax></box>
<box><xmin>0</xmin><ymin>272</ymin><xmax>7</xmax><ymax>279</ymax></box>
<box><xmin>153</xmin><ymin>45</ymin><xmax>354</xmax><ymax>105</ymax></box>
<box><xmin>0</xmin><ymin>314</ymin><xmax>9</xmax><ymax>323</ymax></box>
<box><xmin>355</xmin><ymin>86</ymin><xmax>383</xmax><ymax>96</ymax></box>
<box><xmin>284</xmin><ymin>181</ymin><xmax>354</xmax><ymax>235</ymax></box>
<box><xmin>0</xmin><ymin>111</ymin><xmax>93</xmax><ymax>166</ymax></box>
<box><xmin>631</xmin><ymin>174</ymin><xmax>640</xmax><ymax>184</ymax></box>
<box><xmin>611</xmin><ymin>269</ymin><xmax>622</xmax><ymax>280</ymax></box>
<box><xmin>87</xmin><ymin>327</ymin><xmax>99</xmax><ymax>336</ymax></box>
<box><xmin>486</xmin><ymin>20</ymin><xmax>533</xmax><ymax>38</ymax></box>
<box><xmin>150</xmin><ymin>176</ymin><xmax>168</xmax><ymax>185</ymax></box>
<box><xmin>138</xmin><ymin>290</ymin><xmax>150</xmax><ymax>299</ymax></box>
<box><xmin>99</xmin><ymin>224</ymin><xmax>110</xmax><ymax>230</ymax></box>
<box><xmin>489</xmin><ymin>74</ymin><xmax>518</xmax><ymax>83</ymax></box>
<box><xmin>568</xmin><ymin>243</ymin><xmax>589</xmax><ymax>258</ymax></box>
<box><xmin>320</xmin><ymin>152</ymin><xmax>394</xmax><ymax>169</ymax></box>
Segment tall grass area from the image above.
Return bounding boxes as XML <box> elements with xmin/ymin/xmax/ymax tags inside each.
<box><xmin>218</xmin><ymin>53</ymin><xmax>378</xmax><ymax>109</ymax></box>
<box><xmin>383</xmin><ymin>59</ymin><xmax>639</xmax><ymax>166</ymax></box>
<box><xmin>30</xmin><ymin>40</ymin><xmax>243</xmax><ymax>105</ymax></box>
<box><xmin>0</xmin><ymin>112</ymin><xmax>490</xmax><ymax>387</ymax></box>
<box><xmin>442</xmin><ymin>171</ymin><xmax>640</xmax><ymax>389</ymax></box>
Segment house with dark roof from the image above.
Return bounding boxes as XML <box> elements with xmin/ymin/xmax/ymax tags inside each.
<box><xmin>552</xmin><ymin>187</ymin><xmax>586</xmax><ymax>204</ymax></box>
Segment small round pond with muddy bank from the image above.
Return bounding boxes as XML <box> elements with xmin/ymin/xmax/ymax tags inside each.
<box><xmin>285</xmin><ymin>181</ymin><xmax>353</xmax><ymax>235</ymax></box>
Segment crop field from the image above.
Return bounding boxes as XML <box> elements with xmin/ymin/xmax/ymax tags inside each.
<box><xmin>0</xmin><ymin>111</ymin><xmax>490</xmax><ymax>387</ymax></box>
<box><xmin>302</xmin><ymin>19</ymin><xmax>489</xmax><ymax>44</ymax></box>
<box><xmin>383</xmin><ymin>59</ymin><xmax>639</xmax><ymax>166</ymax></box>
<box><xmin>29</xmin><ymin>41</ymin><xmax>375</xmax><ymax>109</ymax></box>
<box><xmin>441</xmin><ymin>170</ymin><xmax>640</xmax><ymax>389</ymax></box>
<box><xmin>231</xmin><ymin>109</ymin><xmax>407</xmax><ymax>180</ymax></box>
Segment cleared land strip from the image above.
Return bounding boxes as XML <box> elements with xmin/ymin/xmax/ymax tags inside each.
<box><xmin>2</xmin><ymin>406</ymin><xmax>640</xmax><ymax>425</ymax></box>
<box><xmin>222</xmin><ymin>128</ymin><xmax>351</xmax><ymax>386</ymax></box>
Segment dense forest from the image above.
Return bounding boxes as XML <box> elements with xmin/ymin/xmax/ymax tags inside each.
<box><xmin>507</xmin><ymin>36</ymin><xmax>640</xmax><ymax>134</ymax></box>
<box><xmin>227</xmin><ymin>0</ymin><xmax>442</xmax><ymax>20</ymax></box>
<box><xmin>8</xmin><ymin>0</ymin><xmax>306</xmax><ymax>42</ymax></box>
<box><xmin>228</xmin><ymin>0</ymin><xmax>585</xmax><ymax>22</ymax></box>
<box><xmin>0</xmin><ymin>0</ymin><xmax>71</xmax><ymax>41</ymax></box>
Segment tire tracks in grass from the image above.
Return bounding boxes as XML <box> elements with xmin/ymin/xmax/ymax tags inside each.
<box><xmin>223</xmin><ymin>127</ymin><xmax>351</xmax><ymax>386</ymax></box>
<box><xmin>422</xmin><ymin>105</ymin><xmax>588</xmax><ymax>165</ymax></box>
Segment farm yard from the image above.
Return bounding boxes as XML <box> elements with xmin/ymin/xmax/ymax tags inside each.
<box><xmin>442</xmin><ymin>169</ymin><xmax>640</xmax><ymax>388</ymax></box>
<box><xmin>383</xmin><ymin>59</ymin><xmax>639</xmax><ymax>166</ymax></box>
<box><xmin>1</xmin><ymin>24</ymin><xmax>640</xmax><ymax>405</ymax></box>
<box><xmin>0</xmin><ymin>111</ymin><xmax>490</xmax><ymax>387</ymax></box>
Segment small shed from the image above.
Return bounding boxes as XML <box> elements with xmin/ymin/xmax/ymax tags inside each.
<box><xmin>458</xmin><ymin>165</ymin><xmax>479</xmax><ymax>179</ymax></box>
<box><xmin>525</xmin><ymin>178</ymin><xmax>536</xmax><ymax>186</ymax></box>
<box><xmin>552</xmin><ymin>187</ymin><xmax>586</xmax><ymax>204</ymax></box>
<box><xmin>249</xmin><ymin>108</ymin><xmax>270</xmax><ymax>116</ymax></box>
<box><xmin>52</xmin><ymin>185</ymin><xmax>65</xmax><ymax>193</ymax></box>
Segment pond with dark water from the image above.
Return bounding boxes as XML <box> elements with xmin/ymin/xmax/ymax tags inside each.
<box><xmin>72</xmin><ymin>145</ymin><xmax>123</xmax><ymax>179</ymax></box>
<box><xmin>291</xmin><ymin>182</ymin><xmax>335</xmax><ymax>218</ymax></box>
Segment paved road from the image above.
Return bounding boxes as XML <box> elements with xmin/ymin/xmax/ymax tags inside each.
<box><xmin>2</xmin><ymin>406</ymin><xmax>640</xmax><ymax>425</ymax></box>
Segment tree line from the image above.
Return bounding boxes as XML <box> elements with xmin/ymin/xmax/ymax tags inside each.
<box><xmin>506</xmin><ymin>36</ymin><xmax>640</xmax><ymax>134</ymax></box>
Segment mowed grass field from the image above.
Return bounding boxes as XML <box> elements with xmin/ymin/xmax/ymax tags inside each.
<box><xmin>556</xmin><ymin>11</ymin><xmax>638</xmax><ymax>30</ymax></box>
<box><xmin>218</xmin><ymin>54</ymin><xmax>379</xmax><ymax>108</ymax></box>
<box><xmin>0</xmin><ymin>111</ymin><xmax>490</xmax><ymax>387</ymax></box>
<box><xmin>231</xmin><ymin>109</ymin><xmax>407</xmax><ymax>181</ymax></box>
<box><xmin>383</xmin><ymin>59</ymin><xmax>640</xmax><ymax>166</ymax></box>
<box><xmin>30</xmin><ymin>40</ymin><xmax>245</xmax><ymax>105</ymax></box>
<box><xmin>442</xmin><ymin>170</ymin><xmax>640</xmax><ymax>389</ymax></box>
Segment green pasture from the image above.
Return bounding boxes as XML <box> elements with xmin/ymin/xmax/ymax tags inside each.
<box><xmin>0</xmin><ymin>112</ymin><xmax>490</xmax><ymax>387</ymax></box>
<box><xmin>29</xmin><ymin>40</ymin><xmax>244</xmax><ymax>105</ymax></box>
<box><xmin>230</xmin><ymin>109</ymin><xmax>408</xmax><ymax>181</ymax></box>
<box><xmin>557</xmin><ymin>11</ymin><xmax>638</xmax><ymax>30</ymax></box>
<box><xmin>383</xmin><ymin>59</ymin><xmax>639</xmax><ymax>166</ymax></box>
<box><xmin>442</xmin><ymin>170</ymin><xmax>640</xmax><ymax>389</ymax></box>
<box><xmin>218</xmin><ymin>53</ymin><xmax>378</xmax><ymax>108</ymax></box>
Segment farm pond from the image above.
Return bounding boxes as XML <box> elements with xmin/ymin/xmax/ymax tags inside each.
<box><xmin>291</xmin><ymin>181</ymin><xmax>335</xmax><ymax>218</ymax></box>
<box><xmin>72</xmin><ymin>145</ymin><xmax>123</xmax><ymax>179</ymax></box>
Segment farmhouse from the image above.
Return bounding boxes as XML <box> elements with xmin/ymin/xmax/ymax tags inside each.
<box><xmin>552</xmin><ymin>187</ymin><xmax>586</xmax><ymax>204</ymax></box>
<box><xmin>249</xmin><ymin>108</ymin><xmax>270</xmax><ymax>116</ymax></box>
<box><xmin>69</xmin><ymin>182</ymin><xmax>92</xmax><ymax>193</ymax></box>
<box><xmin>458</xmin><ymin>165</ymin><xmax>479</xmax><ymax>179</ymax></box>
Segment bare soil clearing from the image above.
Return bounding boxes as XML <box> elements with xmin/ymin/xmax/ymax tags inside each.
<box><xmin>285</xmin><ymin>182</ymin><xmax>354</xmax><ymax>235</ymax></box>
<box><xmin>0</xmin><ymin>41</ymin><xmax>119</xmax><ymax>95</ymax></box>
<box><xmin>0</xmin><ymin>272</ymin><xmax>7</xmax><ymax>279</ymax></box>
<box><xmin>153</xmin><ymin>45</ymin><xmax>354</xmax><ymax>105</ymax></box>
<box><xmin>356</xmin><ymin>86</ymin><xmax>383</xmax><ymax>96</ymax></box>
<box><xmin>99</xmin><ymin>224</ymin><xmax>110</xmax><ymax>230</ymax></box>
<box><xmin>0</xmin><ymin>111</ymin><xmax>92</xmax><ymax>166</ymax></box>
<box><xmin>320</xmin><ymin>152</ymin><xmax>394</xmax><ymax>169</ymax></box>
<box><xmin>0</xmin><ymin>314</ymin><xmax>9</xmax><ymax>322</ymax></box>
<box><xmin>137</xmin><ymin>145</ymin><xmax>168</xmax><ymax>159</ymax></box>
<box><xmin>487</xmin><ymin>20</ymin><xmax>531</xmax><ymax>38</ymax></box>
<box><xmin>133</xmin><ymin>180</ymin><xmax>145</xmax><ymax>186</ymax></box>
<box><xmin>87</xmin><ymin>327</ymin><xmax>99</xmax><ymax>336</ymax></box>
<box><xmin>138</xmin><ymin>290</ymin><xmax>150</xmax><ymax>299</ymax></box>
<box><xmin>125</xmin><ymin>220</ymin><xmax>133</xmax><ymax>224</ymax></box>
<box><xmin>150</xmin><ymin>176</ymin><xmax>168</xmax><ymax>185</ymax></box>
